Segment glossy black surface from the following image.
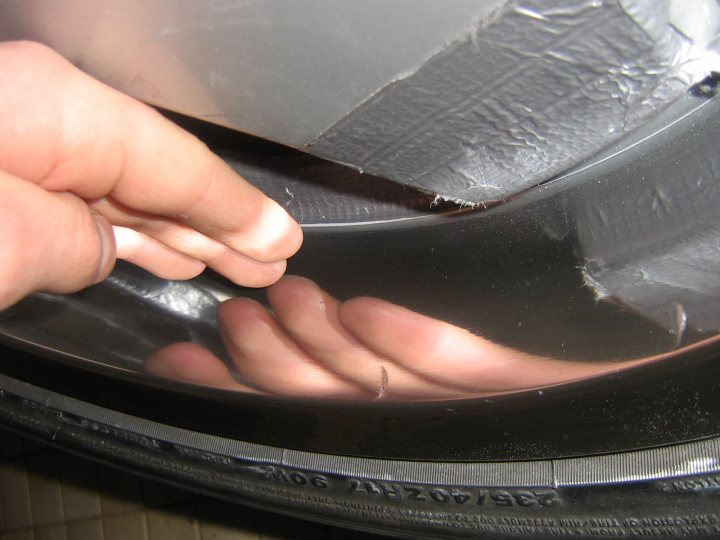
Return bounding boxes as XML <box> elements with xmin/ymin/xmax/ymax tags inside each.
<box><xmin>0</xmin><ymin>91</ymin><xmax>719</xmax><ymax>458</ymax></box>
<box><xmin>0</xmin><ymin>338</ymin><xmax>719</xmax><ymax>461</ymax></box>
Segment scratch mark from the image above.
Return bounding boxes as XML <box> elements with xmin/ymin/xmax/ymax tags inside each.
<box><xmin>581</xmin><ymin>265</ymin><xmax>611</xmax><ymax>303</ymax></box>
<box><xmin>377</xmin><ymin>366</ymin><xmax>389</xmax><ymax>399</ymax></box>
<box><xmin>674</xmin><ymin>303</ymin><xmax>687</xmax><ymax>347</ymax></box>
<box><xmin>514</xmin><ymin>6</ymin><xmax>547</xmax><ymax>20</ymax></box>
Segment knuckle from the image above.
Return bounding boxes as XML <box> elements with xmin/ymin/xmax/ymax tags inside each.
<box><xmin>0</xmin><ymin>217</ymin><xmax>33</xmax><ymax>309</ymax></box>
<box><xmin>0</xmin><ymin>40</ymin><xmax>64</xmax><ymax>70</ymax></box>
<box><xmin>1</xmin><ymin>39</ymin><xmax>49</xmax><ymax>56</ymax></box>
<box><xmin>44</xmin><ymin>195</ymin><xmax>107</xmax><ymax>293</ymax></box>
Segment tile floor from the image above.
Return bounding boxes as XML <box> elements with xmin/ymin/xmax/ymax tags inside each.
<box><xmin>0</xmin><ymin>429</ymin><xmax>390</xmax><ymax>540</ymax></box>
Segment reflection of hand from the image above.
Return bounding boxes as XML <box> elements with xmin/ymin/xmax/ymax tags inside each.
<box><xmin>0</xmin><ymin>42</ymin><xmax>301</xmax><ymax>310</ymax></box>
<box><xmin>146</xmin><ymin>276</ymin><xmax>635</xmax><ymax>400</ymax></box>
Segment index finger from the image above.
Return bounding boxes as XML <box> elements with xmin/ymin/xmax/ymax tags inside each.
<box><xmin>112</xmin><ymin>104</ymin><xmax>303</xmax><ymax>262</ymax></box>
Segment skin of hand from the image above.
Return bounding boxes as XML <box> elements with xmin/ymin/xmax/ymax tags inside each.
<box><xmin>145</xmin><ymin>276</ymin><xmax>660</xmax><ymax>401</ymax></box>
<box><xmin>0</xmin><ymin>41</ymin><xmax>302</xmax><ymax>310</ymax></box>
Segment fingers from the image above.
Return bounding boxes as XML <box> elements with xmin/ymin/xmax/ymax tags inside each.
<box><xmin>144</xmin><ymin>342</ymin><xmax>259</xmax><ymax>393</ymax></box>
<box><xmin>266</xmin><ymin>276</ymin><xmax>462</xmax><ymax>399</ymax></box>
<box><xmin>0</xmin><ymin>170</ymin><xmax>114</xmax><ymax>310</ymax></box>
<box><xmin>144</xmin><ymin>280</ymin><xmax>632</xmax><ymax>400</ymax></box>
<box><xmin>0</xmin><ymin>41</ymin><xmax>302</xmax><ymax>286</ymax></box>
<box><xmin>113</xmin><ymin>227</ymin><xmax>206</xmax><ymax>281</ymax></box>
<box><xmin>94</xmin><ymin>199</ymin><xmax>287</xmax><ymax>287</ymax></box>
<box><xmin>109</xmin><ymin>110</ymin><xmax>303</xmax><ymax>264</ymax></box>
<box><xmin>218</xmin><ymin>298</ymin><xmax>373</xmax><ymax>399</ymax></box>
<box><xmin>339</xmin><ymin>297</ymin><xmax>617</xmax><ymax>392</ymax></box>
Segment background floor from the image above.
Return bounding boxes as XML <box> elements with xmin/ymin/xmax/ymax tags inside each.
<box><xmin>0</xmin><ymin>428</ymin><xmax>390</xmax><ymax>540</ymax></box>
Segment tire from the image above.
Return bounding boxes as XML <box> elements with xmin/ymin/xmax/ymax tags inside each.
<box><xmin>1</xmin><ymin>343</ymin><xmax>720</xmax><ymax>539</ymax></box>
<box><xmin>1</xmin><ymin>80</ymin><xmax>720</xmax><ymax>540</ymax></box>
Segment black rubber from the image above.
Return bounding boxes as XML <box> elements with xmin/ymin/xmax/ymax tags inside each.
<box><xmin>2</xmin><ymin>344</ymin><xmax>720</xmax><ymax>539</ymax></box>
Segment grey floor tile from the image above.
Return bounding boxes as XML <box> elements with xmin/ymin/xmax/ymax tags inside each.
<box><xmin>195</xmin><ymin>499</ymin><xmax>258</xmax><ymax>540</ymax></box>
<box><xmin>34</xmin><ymin>524</ymin><xmax>66</xmax><ymax>540</ymax></box>
<box><xmin>256</xmin><ymin>511</ymin><xmax>328</xmax><ymax>540</ymax></box>
<box><xmin>57</xmin><ymin>453</ymin><xmax>101</xmax><ymax>522</ymax></box>
<box><xmin>26</xmin><ymin>454</ymin><xmax>64</xmax><ymax>527</ymax></box>
<box><xmin>3</xmin><ymin>530</ymin><xmax>35</xmax><ymax>540</ymax></box>
<box><xmin>0</xmin><ymin>461</ymin><xmax>32</xmax><ymax>530</ymax></box>
<box><xmin>103</xmin><ymin>512</ymin><xmax>147</xmax><ymax>540</ymax></box>
<box><xmin>146</xmin><ymin>504</ymin><xmax>199</xmax><ymax>540</ymax></box>
<box><xmin>96</xmin><ymin>465</ymin><xmax>144</xmax><ymax>516</ymax></box>
<box><xmin>66</xmin><ymin>519</ymin><xmax>104</xmax><ymax>540</ymax></box>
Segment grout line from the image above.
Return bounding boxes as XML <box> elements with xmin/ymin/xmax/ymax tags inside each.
<box><xmin>192</xmin><ymin>505</ymin><xmax>200</xmax><ymax>540</ymax></box>
<box><xmin>57</xmin><ymin>460</ymin><xmax>67</xmax><ymax>536</ymax></box>
<box><xmin>100</xmin><ymin>509</ymin><xmax>107</xmax><ymax>540</ymax></box>
<box><xmin>140</xmin><ymin>510</ymin><xmax>149</xmax><ymax>540</ymax></box>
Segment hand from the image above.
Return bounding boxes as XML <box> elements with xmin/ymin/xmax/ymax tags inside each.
<box><xmin>0</xmin><ymin>41</ymin><xmax>302</xmax><ymax>310</ymax></box>
<box><xmin>145</xmin><ymin>276</ymin><xmax>650</xmax><ymax>400</ymax></box>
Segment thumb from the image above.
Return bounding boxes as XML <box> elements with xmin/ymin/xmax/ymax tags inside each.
<box><xmin>0</xmin><ymin>170</ymin><xmax>116</xmax><ymax>310</ymax></box>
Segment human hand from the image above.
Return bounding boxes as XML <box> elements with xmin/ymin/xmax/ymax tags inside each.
<box><xmin>0</xmin><ymin>41</ymin><xmax>302</xmax><ymax>310</ymax></box>
<box><xmin>145</xmin><ymin>276</ymin><xmax>644</xmax><ymax>400</ymax></box>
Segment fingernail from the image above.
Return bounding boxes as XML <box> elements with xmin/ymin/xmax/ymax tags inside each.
<box><xmin>251</xmin><ymin>201</ymin><xmax>302</xmax><ymax>261</ymax></box>
<box><xmin>92</xmin><ymin>214</ymin><xmax>116</xmax><ymax>282</ymax></box>
<box><xmin>112</xmin><ymin>225</ymin><xmax>141</xmax><ymax>259</ymax></box>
